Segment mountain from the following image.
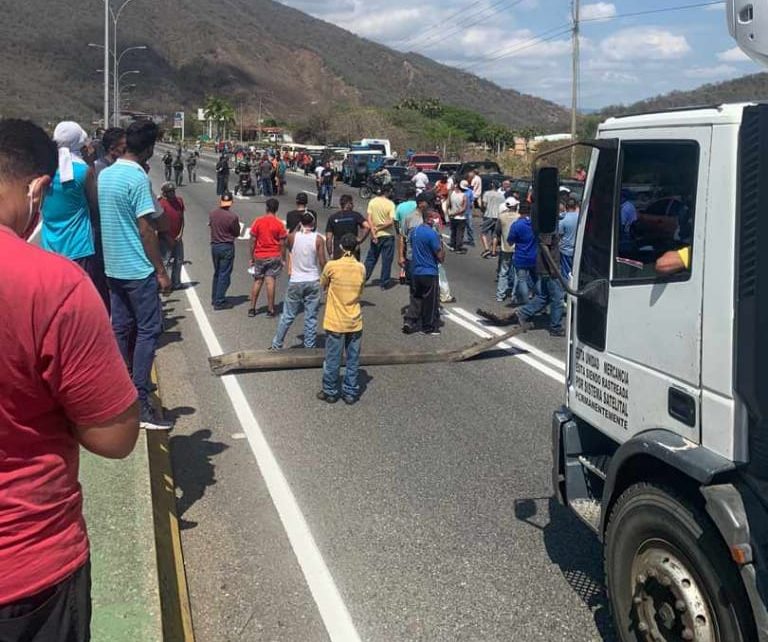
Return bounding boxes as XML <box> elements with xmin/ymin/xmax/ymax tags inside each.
<box><xmin>601</xmin><ymin>72</ymin><xmax>768</xmax><ymax>117</ymax></box>
<box><xmin>0</xmin><ymin>0</ymin><xmax>569</xmax><ymax>133</ymax></box>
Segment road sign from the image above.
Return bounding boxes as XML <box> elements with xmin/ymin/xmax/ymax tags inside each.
<box><xmin>197</xmin><ymin>108</ymin><xmax>205</xmax><ymax>122</ymax></box>
<box><xmin>173</xmin><ymin>111</ymin><xmax>185</xmax><ymax>129</ymax></box>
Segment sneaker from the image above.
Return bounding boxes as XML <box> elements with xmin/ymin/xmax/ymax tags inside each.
<box><xmin>214</xmin><ymin>301</ymin><xmax>233</xmax><ymax>310</ymax></box>
<box><xmin>549</xmin><ymin>328</ymin><xmax>566</xmax><ymax>337</ymax></box>
<box><xmin>316</xmin><ymin>391</ymin><xmax>339</xmax><ymax>404</ymax></box>
<box><xmin>481</xmin><ymin>250</ymin><xmax>491</xmax><ymax>259</ymax></box>
<box><xmin>140</xmin><ymin>406</ymin><xmax>173</xmax><ymax>431</ymax></box>
<box><xmin>268</xmin><ymin>345</ymin><xmax>282</xmax><ymax>351</ymax></box>
<box><xmin>441</xmin><ymin>296</ymin><xmax>456</xmax><ymax>304</ymax></box>
<box><xmin>247</xmin><ymin>308</ymin><xmax>257</xmax><ymax>318</ymax></box>
<box><xmin>421</xmin><ymin>329</ymin><xmax>441</xmax><ymax>336</ymax></box>
<box><xmin>402</xmin><ymin>324</ymin><xmax>417</xmax><ymax>335</ymax></box>
<box><xmin>342</xmin><ymin>395</ymin><xmax>357</xmax><ymax>406</ymax></box>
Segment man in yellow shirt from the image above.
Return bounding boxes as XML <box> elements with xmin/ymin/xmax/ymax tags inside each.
<box><xmin>318</xmin><ymin>234</ymin><xmax>366</xmax><ymax>405</ymax></box>
<box><xmin>363</xmin><ymin>186</ymin><xmax>396</xmax><ymax>289</ymax></box>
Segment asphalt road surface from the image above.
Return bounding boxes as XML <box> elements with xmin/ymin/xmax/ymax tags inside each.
<box><xmin>152</xmin><ymin>145</ymin><xmax>616</xmax><ymax>641</ymax></box>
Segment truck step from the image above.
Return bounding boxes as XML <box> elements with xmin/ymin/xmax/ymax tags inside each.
<box><xmin>568</xmin><ymin>497</ymin><xmax>601</xmax><ymax>532</ymax></box>
<box><xmin>577</xmin><ymin>454</ymin><xmax>609</xmax><ymax>480</ymax></box>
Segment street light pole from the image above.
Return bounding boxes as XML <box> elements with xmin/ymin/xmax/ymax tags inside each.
<box><xmin>104</xmin><ymin>0</ymin><xmax>110</xmax><ymax>128</ymax></box>
<box><xmin>110</xmin><ymin>0</ymin><xmax>141</xmax><ymax>125</ymax></box>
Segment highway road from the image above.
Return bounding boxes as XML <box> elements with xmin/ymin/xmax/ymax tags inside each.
<box><xmin>151</xmin><ymin>145</ymin><xmax>615</xmax><ymax>641</ymax></box>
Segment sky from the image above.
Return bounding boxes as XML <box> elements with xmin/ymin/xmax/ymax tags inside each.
<box><xmin>277</xmin><ymin>0</ymin><xmax>763</xmax><ymax>109</ymax></box>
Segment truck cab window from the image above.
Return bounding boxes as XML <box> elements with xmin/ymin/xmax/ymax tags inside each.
<box><xmin>576</xmin><ymin>147</ymin><xmax>617</xmax><ymax>351</ymax></box>
<box><xmin>614</xmin><ymin>141</ymin><xmax>699</xmax><ymax>282</ymax></box>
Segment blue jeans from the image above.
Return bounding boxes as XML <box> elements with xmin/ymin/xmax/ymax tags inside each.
<box><xmin>272</xmin><ymin>281</ymin><xmax>321</xmax><ymax>348</ymax></box>
<box><xmin>518</xmin><ymin>275</ymin><xmax>565</xmax><ymax>331</ymax></box>
<box><xmin>322</xmin><ymin>330</ymin><xmax>363</xmax><ymax>399</ymax></box>
<box><xmin>465</xmin><ymin>212</ymin><xmax>475</xmax><ymax>245</ymax></box>
<box><xmin>320</xmin><ymin>184</ymin><xmax>333</xmax><ymax>207</ymax></box>
<box><xmin>514</xmin><ymin>267</ymin><xmax>535</xmax><ymax>305</ymax></box>
<box><xmin>261</xmin><ymin>177</ymin><xmax>272</xmax><ymax>196</ymax></box>
<box><xmin>496</xmin><ymin>251</ymin><xmax>514</xmax><ymax>301</ymax></box>
<box><xmin>560</xmin><ymin>253</ymin><xmax>574</xmax><ymax>281</ymax></box>
<box><xmin>364</xmin><ymin>236</ymin><xmax>395</xmax><ymax>285</ymax></box>
<box><xmin>211</xmin><ymin>242</ymin><xmax>235</xmax><ymax>305</ymax></box>
<box><xmin>108</xmin><ymin>274</ymin><xmax>162</xmax><ymax>405</ymax></box>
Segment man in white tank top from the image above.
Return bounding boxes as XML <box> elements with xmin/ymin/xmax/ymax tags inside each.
<box><xmin>271</xmin><ymin>210</ymin><xmax>327</xmax><ymax>349</ymax></box>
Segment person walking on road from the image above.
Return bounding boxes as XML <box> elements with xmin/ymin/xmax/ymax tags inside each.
<box><xmin>363</xmin><ymin>186</ymin><xmax>396</xmax><ymax>288</ymax></box>
<box><xmin>215</xmin><ymin>153</ymin><xmax>230</xmax><ymax>196</ymax></box>
<box><xmin>271</xmin><ymin>210</ymin><xmax>327</xmax><ymax>350</ymax></box>
<box><xmin>0</xmin><ymin>118</ymin><xmax>140</xmax><ymax>642</ymax></box>
<box><xmin>447</xmin><ymin>181</ymin><xmax>468</xmax><ymax>253</ymax></box>
<box><xmin>318</xmin><ymin>233</ymin><xmax>366</xmax><ymax>405</ymax></box>
<box><xmin>209</xmin><ymin>191</ymin><xmax>241</xmax><ymax>310</ymax></box>
<box><xmin>98</xmin><ymin>120</ymin><xmax>173</xmax><ymax>431</ymax></box>
<box><xmin>401</xmin><ymin>193</ymin><xmax>445</xmax><ymax>334</ymax></box>
<box><xmin>326</xmin><ymin>194</ymin><xmax>371</xmax><ymax>260</ymax></box>
<box><xmin>173</xmin><ymin>153</ymin><xmax>184</xmax><ymax>187</ymax></box>
<box><xmin>514</xmin><ymin>229</ymin><xmax>565</xmax><ymax>337</ymax></box>
<box><xmin>94</xmin><ymin>127</ymin><xmax>126</xmax><ymax>177</ymax></box>
<box><xmin>157</xmin><ymin>182</ymin><xmax>185</xmax><ymax>290</ymax></box>
<box><xmin>319</xmin><ymin>161</ymin><xmax>334</xmax><ymax>208</ymax></box>
<box><xmin>41</xmin><ymin>121</ymin><xmax>110</xmax><ymax>309</ymax></box>
<box><xmin>162</xmin><ymin>150</ymin><xmax>173</xmax><ymax>181</ymax></box>
<box><xmin>480</xmin><ymin>180</ymin><xmax>504</xmax><ymax>258</ymax></box>
<box><xmin>186</xmin><ymin>151</ymin><xmax>197</xmax><ymax>184</ymax></box>
<box><xmin>495</xmin><ymin>196</ymin><xmax>520</xmax><ymax>302</ymax></box>
<box><xmin>248</xmin><ymin>198</ymin><xmax>287</xmax><ymax>318</ymax></box>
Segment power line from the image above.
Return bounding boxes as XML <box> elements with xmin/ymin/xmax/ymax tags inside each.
<box><xmin>393</xmin><ymin>0</ymin><xmax>487</xmax><ymax>46</ymax></box>
<box><xmin>581</xmin><ymin>0</ymin><xmax>724</xmax><ymax>24</ymax></box>
<box><xmin>461</xmin><ymin>25</ymin><xmax>573</xmax><ymax>72</ymax></box>
<box><xmin>411</xmin><ymin>0</ymin><xmax>525</xmax><ymax>53</ymax></box>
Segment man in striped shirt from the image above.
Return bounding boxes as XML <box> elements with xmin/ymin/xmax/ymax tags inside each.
<box><xmin>317</xmin><ymin>234</ymin><xmax>366</xmax><ymax>405</ymax></box>
<box><xmin>98</xmin><ymin>120</ymin><xmax>173</xmax><ymax>431</ymax></box>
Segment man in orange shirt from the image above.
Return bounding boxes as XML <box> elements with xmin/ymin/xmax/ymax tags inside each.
<box><xmin>248</xmin><ymin>198</ymin><xmax>287</xmax><ymax>318</ymax></box>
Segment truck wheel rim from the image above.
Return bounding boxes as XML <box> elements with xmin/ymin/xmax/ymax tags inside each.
<box><xmin>630</xmin><ymin>541</ymin><xmax>716</xmax><ymax>642</ymax></box>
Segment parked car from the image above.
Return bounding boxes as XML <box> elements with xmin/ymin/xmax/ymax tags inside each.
<box><xmin>409</xmin><ymin>153</ymin><xmax>441</xmax><ymax>171</ymax></box>
<box><xmin>424</xmin><ymin>170</ymin><xmax>445</xmax><ymax>187</ymax></box>
<box><xmin>436</xmin><ymin>162</ymin><xmax>460</xmax><ymax>174</ymax></box>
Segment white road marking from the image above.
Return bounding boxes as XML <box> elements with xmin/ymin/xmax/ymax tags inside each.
<box><xmin>178</xmin><ymin>265</ymin><xmax>361</xmax><ymax>642</ymax></box>
<box><xmin>442</xmin><ymin>311</ymin><xmax>564</xmax><ymax>383</ymax></box>
<box><xmin>199</xmin><ymin>176</ymin><xmax>214</xmax><ymax>183</ymax></box>
<box><xmin>234</xmin><ymin>193</ymin><xmax>251</xmax><ymax>201</ymax></box>
<box><xmin>231</xmin><ymin>432</ymin><xmax>247</xmax><ymax>440</ymax></box>
<box><xmin>450</xmin><ymin>306</ymin><xmax>566</xmax><ymax>371</ymax></box>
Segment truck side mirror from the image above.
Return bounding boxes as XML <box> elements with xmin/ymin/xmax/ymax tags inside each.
<box><xmin>727</xmin><ymin>0</ymin><xmax>768</xmax><ymax>66</ymax></box>
<box><xmin>533</xmin><ymin>166</ymin><xmax>560</xmax><ymax>235</ymax></box>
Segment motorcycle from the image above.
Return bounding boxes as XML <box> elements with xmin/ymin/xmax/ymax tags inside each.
<box><xmin>234</xmin><ymin>171</ymin><xmax>255</xmax><ymax>196</ymax></box>
<box><xmin>359</xmin><ymin>175</ymin><xmax>386</xmax><ymax>200</ymax></box>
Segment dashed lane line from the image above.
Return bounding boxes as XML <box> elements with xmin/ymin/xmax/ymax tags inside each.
<box><xmin>450</xmin><ymin>306</ymin><xmax>566</xmax><ymax>372</ymax></box>
<box><xmin>442</xmin><ymin>310</ymin><xmax>564</xmax><ymax>383</ymax></box>
<box><xmin>199</xmin><ymin>176</ymin><xmax>214</xmax><ymax>183</ymax></box>
<box><xmin>179</xmin><ymin>265</ymin><xmax>362</xmax><ymax>642</ymax></box>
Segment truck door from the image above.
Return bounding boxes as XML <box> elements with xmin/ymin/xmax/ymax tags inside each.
<box><xmin>569</xmin><ymin>128</ymin><xmax>711</xmax><ymax>445</ymax></box>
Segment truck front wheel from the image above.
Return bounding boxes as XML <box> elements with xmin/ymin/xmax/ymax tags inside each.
<box><xmin>604</xmin><ymin>482</ymin><xmax>755</xmax><ymax>642</ymax></box>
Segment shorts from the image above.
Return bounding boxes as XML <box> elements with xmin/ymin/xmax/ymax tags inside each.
<box><xmin>481</xmin><ymin>217</ymin><xmax>497</xmax><ymax>235</ymax></box>
<box><xmin>252</xmin><ymin>257</ymin><xmax>282</xmax><ymax>279</ymax></box>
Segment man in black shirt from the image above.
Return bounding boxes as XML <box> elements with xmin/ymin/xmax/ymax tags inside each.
<box><xmin>285</xmin><ymin>192</ymin><xmax>309</xmax><ymax>233</ymax></box>
<box><xmin>215</xmin><ymin>154</ymin><xmax>230</xmax><ymax>196</ymax></box>
<box><xmin>325</xmin><ymin>194</ymin><xmax>371</xmax><ymax>259</ymax></box>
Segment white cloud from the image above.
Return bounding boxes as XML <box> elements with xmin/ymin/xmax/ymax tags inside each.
<box><xmin>684</xmin><ymin>64</ymin><xmax>737</xmax><ymax>78</ymax></box>
<box><xmin>717</xmin><ymin>46</ymin><xmax>751</xmax><ymax>62</ymax></box>
<box><xmin>581</xmin><ymin>3</ymin><xmax>617</xmax><ymax>21</ymax></box>
<box><xmin>600</xmin><ymin>28</ymin><xmax>691</xmax><ymax>61</ymax></box>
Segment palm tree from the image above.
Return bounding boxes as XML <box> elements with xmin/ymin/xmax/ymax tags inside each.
<box><xmin>203</xmin><ymin>96</ymin><xmax>236</xmax><ymax>139</ymax></box>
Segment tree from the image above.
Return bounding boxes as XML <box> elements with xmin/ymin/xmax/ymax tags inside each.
<box><xmin>203</xmin><ymin>96</ymin><xmax>236</xmax><ymax>139</ymax></box>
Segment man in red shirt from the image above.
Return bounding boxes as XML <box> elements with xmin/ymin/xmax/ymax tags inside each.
<box><xmin>158</xmin><ymin>182</ymin><xmax>185</xmax><ymax>290</ymax></box>
<box><xmin>248</xmin><ymin>197</ymin><xmax>287</xmax><ymax>318</ymax></box>
<box><xmin>0</xmin><ymin>119</ymin><xmax>139</xmax><ymax>640</ymax></box>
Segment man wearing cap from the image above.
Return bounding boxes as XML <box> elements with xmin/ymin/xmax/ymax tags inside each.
<box><xmin>401</xmin><ymin>193</ymin><xmax>445</xmax><ymax>334</ymax></box>
<box><xmin>495</xmin><ymin>196</ymin><xmax>520</xmax><ymax>302</ymax></box>
<box><xmin>158</xmin><ymin>183</ymin><xmax>185</xmax><ymax>290</ymax></box>
<box><xmin>209</xmin><ymin>191</ymin><xmax>241</xmax><ymax>310</ymax></box>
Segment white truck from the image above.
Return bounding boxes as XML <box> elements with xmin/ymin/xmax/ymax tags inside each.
<box><xmin>543</xmin><ymin>2</ymin><xmax>768</xmax><ymax>640</ymax></box>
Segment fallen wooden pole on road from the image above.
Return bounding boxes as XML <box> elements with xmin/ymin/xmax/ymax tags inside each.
<box><xmin>208</xmin><ymin>325</ymin><xmax>529</xmax><ymax>375</ymax></box>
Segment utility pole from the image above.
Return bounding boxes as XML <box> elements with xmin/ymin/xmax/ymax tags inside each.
<box><xmin>570</xmin><ymin>0</ymin><xmax>580</xmax><ymax>176</ymax></box>
<box><xmin>257</xmin><ymin>97</ymin><xmax>262</xmax><ymax>144</ymax></box>
<box><xmin>103</xmin><ymin>0</ymin><xmax>110</xmax><ymax>129</ymax></box>
<box><xmin>240</xmin><ymin>101</ymin><xmax>244</xmax><ymax>142</ymax></box>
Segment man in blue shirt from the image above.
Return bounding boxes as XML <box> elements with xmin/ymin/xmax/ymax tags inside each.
<box><xmin>98</xmin><ymin>120</ymin><xmax>172</xmax><ymax>431</ymax></box>
<box><xmin>558</xmin><ymin>197</ymin><xmax>579</xmax><ymax>279</ymax></box>
<box><xmin>507</xmin><ymin>208</ymin><xmax>537</xmax><ymax>306</ymax></box>
<box><xmin>402</xmin><ymin>193</ymin><xmax>445</xmax><ymax>335</ymax></box>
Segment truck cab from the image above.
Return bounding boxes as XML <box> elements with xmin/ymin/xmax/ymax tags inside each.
<box><xmin>548</xmin><ymin>103</ymin><xmax>768</xmax><ymax>641</ymax></box>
